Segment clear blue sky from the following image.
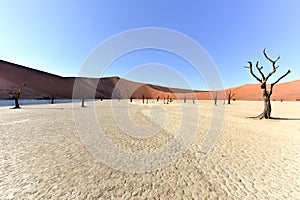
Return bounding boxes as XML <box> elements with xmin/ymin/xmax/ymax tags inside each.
<box><xmin>1</xmin><ymin>0</ymin><xmax>299</xmax><ymax>90</ymax></box>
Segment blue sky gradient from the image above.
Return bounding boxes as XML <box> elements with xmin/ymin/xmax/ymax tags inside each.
<box><xmin>1</xmin><ymin>0</ymin><xmax>299</xmax><ymax>89</ymax></box>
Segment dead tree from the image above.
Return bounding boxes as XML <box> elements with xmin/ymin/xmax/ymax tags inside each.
<box><xmin>226</xmin><ymin>90</ymin><xmax>235</xmax><ymax>105</ymax></box>
<box><xmin>142</xmin><ymin>95</ymin><xmax>145</xmax><ymax>104</ymax></box>
<box><xmin>184</xmin><ymin>96</ymin><xmax>186</xmax><ymax>103</ymax></box>
<box><xmin>245</xmin><ymin>49</ymin><xmax>291</xmax><ymax>119</ymax></box>
<box><xmin>8</xmin><ymin>83</ymin><xmax>25</xmax><ymax>109</ymax></box>
<box><xmin>50</xmin><ymin>94</ymin><xmax>56</xmax><ymax>104</ymax></box>
<box><xmin>157</xmin><ymin>96</ymin><xmax>160</xmax><ymax>102</ymax></box>
<box><xmin>81</xmin><ymin>98</ymin><xmax>86</xmax><ymax>107</ymax></box>
<box><xmin>130</xmin><ymin>96</ymin><xmax>133</xmax><ymax>102</ymax></box>
<box><xmin>214</xmin><ymin>92</ymin><xmax>218</xmax><ymax>106</ymax></box>
<box><xmin>81</xmin><ymin>94</ymin><xmax>87</xmax><ymax>107</ymax></box>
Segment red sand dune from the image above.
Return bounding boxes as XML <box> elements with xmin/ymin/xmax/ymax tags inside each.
<box><xmin>0</xmin><ymin>60</ymin><xmax>299</xmax><ymax>101</ymax></box>
<box><xmin>225</xmin><ymin>80</ymin><xmax>300</xmax><ymax>101</ymax></box>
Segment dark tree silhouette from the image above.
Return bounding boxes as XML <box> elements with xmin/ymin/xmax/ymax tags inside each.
<box><xmin>50</xmin><ymin>94</ymin><xmax>56</xmax><ymax>104</ymax></box>
<box><xmin>81</xmin><ymin>94</ymin><xmax>87</xmax><ymax>107</ymax></box>
<box><xmin>8</xmin><ymin>83</ymin><xmax>25</xmax><ymax>109</ymax></box>
<box><xmin>214</xmin><ymin>92</ymin><xmax>218</xmax><ymax>106</ymax></box>
<box><xmin>245</xmin><ymin>49</ymin><xmax>291</xmax><ymax>119</ymax></box>
<box><xmin>184</xmin><ymin>96</ymin><xmax>186</xmax><ymax>103</ymax></box>
<box><xmin>193</xmin><ymin>98</ymin><xmax>195</xmax><ymax>104</ymax></box>
<box><xmin>226</xmin><ymin>90</ymin><xmax>235</xmax><ymax>105</ymax></box>
<box><xmin>130</xmin><ymin>96</ymin><xmax>133</xmax><ymax>102</ymax></box>
<box><xmin>81</xmin><ymin>98</ymin><xmax>86</xmax><ymax>107</ymax></box>
<box><xmin>142</xmin><ymin>95</ymin><xmax>145</xmax><ymax>104</ymax></box>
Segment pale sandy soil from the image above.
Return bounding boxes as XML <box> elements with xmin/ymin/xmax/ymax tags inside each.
<box><xmin>0</xmin><ymin>100</ymin><xmax>299</xmax><ymax>199</ymax></box>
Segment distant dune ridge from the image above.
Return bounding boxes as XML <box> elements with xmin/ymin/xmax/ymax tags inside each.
<box><xmin>0</xmin><ymin>60</ymin><xmax>299</xmax><ymax>101</ymax></box>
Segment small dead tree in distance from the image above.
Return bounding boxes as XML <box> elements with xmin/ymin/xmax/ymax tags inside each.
<box><xmin>8</xmin><ymin>83</ymin><xmax>26</xmax><ymax>109</ymax></box>
<box><xmin>214</xmin><ymin>92</ymin><xmax>218</xmax><ymax>106</ymax></box>
<box><xmin>81</xmin><ymin>93</ymin><xmax>87</xmax><ymax>107</ymax></box>
<box><xmin>226</xmin><ymin>90</ymin><xmax>235</xmax><ymax>105</ymax></box>
<box><xmin>50</xmin><ymin>94</ymin><xmax>56</xmax><ymax>104</ymax></box>
<box><xmin>244</xmin><ymin>48</ymin><xmax>291</xmax><ymax>119</ymax></box>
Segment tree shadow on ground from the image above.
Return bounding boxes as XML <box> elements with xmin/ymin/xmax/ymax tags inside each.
<box><xmin>24</xmin><ymin>107</ymin><xmax>82</xmax><ymax>110</ymax></box>
<box><xmin>246</xmin><ymin>116</ymin><xmax>300</xmax><ymax>120</ymax></box>
<box><xmin>270</xmin><ymin>117</ymin><xmax>300</xmax><ymax>121</ymax></box>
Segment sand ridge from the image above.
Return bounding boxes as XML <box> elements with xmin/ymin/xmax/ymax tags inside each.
<box><xmin>1</xmin><ymin>60</ymin><xmax>300</xmax><ymax>101</ymax></box>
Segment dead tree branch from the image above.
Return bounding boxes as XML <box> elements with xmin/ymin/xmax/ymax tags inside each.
<box><xmin>270</xmin><ymin>70</ymin><xmax>291</xmax><ymax>96</ymax></box>
<box><xmin>244</xmin><ymin>61</ymin><xmax>262</xmax><ymax>82</ymax></box>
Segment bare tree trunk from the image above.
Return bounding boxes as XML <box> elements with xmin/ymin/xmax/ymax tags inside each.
<box><xmin>14</xmin><ymin>97</ymin><xmax>20</xmax><ymax>109</ymax></box>
<box><xmin>81</xmin><ymin>98</ymin><xmax>85</xmax><ymax>107</ymax></box>
<box><xmin>50</xmin><ymin>94</ymin><xmax>56</xmax><ymax>104</ymax></box>
<box><xmin>227</xmin><ymin>91</ymin><xmax>235</xmax><ymax>104</ymax></box>
<box><xmin>214</xmin><ymin>93</ymin><xmax>218</xmax><ymax>106</ymax></box>
<box><xmin>263</xmin><ymin>95</ymin><xmax>271</xmax><ymax>119</ymax></box>
<box><xmin>258</xmin><ymin>91</ymin><xmax>271</xmax><ymax>119</ymax></box>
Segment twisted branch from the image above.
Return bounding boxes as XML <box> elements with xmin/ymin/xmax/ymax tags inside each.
<box><xmin>244</xmin><ymin>61</ymin><xmax>262</xmax><ymax>82</ymax></box>
<box><xmin>270</xmin><ymin>70</ymin><xmax>291</xmax><ymax>96</ymax></box>
<box><xmin>255</xmin><ymin>61</ymin><xmax>265</xmax><ymax>80</ymax></box>
<box><xmin>263</xmin><ymin>48</ymin><xmax>280</xmax><ymax>84</ymax></box>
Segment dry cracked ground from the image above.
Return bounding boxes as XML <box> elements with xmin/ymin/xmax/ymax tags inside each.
<box><xmin>0</xmin><ymin>100</ymin><xmax>299</xmax><ymax>199</ymax></box>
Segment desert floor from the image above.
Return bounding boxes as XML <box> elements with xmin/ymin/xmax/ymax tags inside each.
<box><xmin>0</xmin><ymin>100</ymin><xmax>299</xmax><ymax>199</ymax></box>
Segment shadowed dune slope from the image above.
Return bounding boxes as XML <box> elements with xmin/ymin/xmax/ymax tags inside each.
<box><xmin>0</xmin><ymin>60</ymin><xmax>299</xmax><ymax>101</ymax></box>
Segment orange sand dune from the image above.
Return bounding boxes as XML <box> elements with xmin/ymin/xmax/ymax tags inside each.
<box><xmin>1</xmin><ymin>60</ymin><xmax>299</xmax><ymax>101</ymax></box>
<box><xmin>226</xmin><ymin>80</ymin><xmax>300</xmax><ymax>101</ymax></box>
